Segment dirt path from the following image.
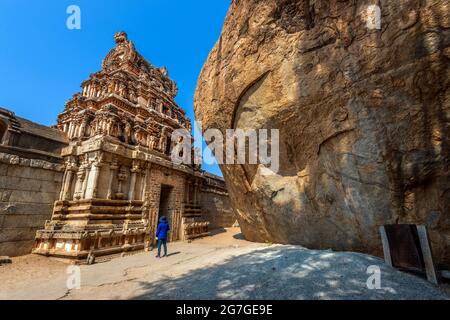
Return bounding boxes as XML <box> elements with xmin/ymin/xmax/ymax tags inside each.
<box><xmin>1</xmin><ymin>228</ymin><xmax>448</xmax><ymax>300</ymax></box>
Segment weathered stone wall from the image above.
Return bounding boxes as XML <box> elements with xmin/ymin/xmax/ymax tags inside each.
<box><xmin>200</xmin><ymin>173</ymin><xmax>236</xmax><ymax>230</ymax></box>
<box><xmin>0</xmin><ymin>153</ymin><xmax>64</xmax><ymax>256</ymax></box>
<box><xmin>0</xmin><ymin>107</ymin><xmax>67</xmax><ymax>257</ymax></box>
<box><xmin>200</xmin><ymin>191</ymin><xmax>235</xmax><ymax>230</ymax></box>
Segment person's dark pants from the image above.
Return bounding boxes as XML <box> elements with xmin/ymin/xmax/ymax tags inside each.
<box><xmin>157</xmin><ymin>238</ymin><xmax>167</xmax><ymax>257</ymax></box>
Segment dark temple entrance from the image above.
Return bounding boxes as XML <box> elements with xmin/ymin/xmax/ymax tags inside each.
<box><xmin>158</xmin><ymin>184</ymin><xmax>174</xmax><ymax>223</ymax></box>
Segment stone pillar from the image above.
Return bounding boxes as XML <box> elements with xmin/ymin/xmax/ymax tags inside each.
<box><xmin>78</xmin><ymin>120</ymin><xmax>87</xmax><ymax>138</ymax></box>
<box><xmin>107</xmin><ymin>159</ymin><xmax>119</xmax><ymax>200</ymax></box>
<box><xmin>116</xmin><ymin>167</ymin><xmax>127</xmax><ymax>199</ymax></box>
<box><xmin>72</xmin><ymin>123</ymin><xmax>77</xmax><ymax>139</ymax></box>
<box><xmin>90</xmin><ymin>163</ymin><xmax>101</xmax><ymax>199</ymax></box>
<box><xmin>74</xmin><ymin>165</ymin><xmax>86</xmax><ymax>200</ymax></box>
<box><xmin>61</xmin><ymin>158</ymin><xmax>78</xmax><ymax>201</ymax></box>
<box><xmin>128</xmin><ymin>162</ymin><xmax>140</xmax><ymax>201</ymax></box>
<box><xmin>68</xmin><ymin>122</ymin><xmax>74</xmax><ymax>138</ymax></box>
<box><xmin>85</xmin><ymin>153</ymin><xmax>104</xmax><ymax>199</ymax></box>
<box><xmin>73</xmin><ymin>123</ymin><xmax>79</xmax><ymax>139</ymax></box>
<box><xmin>80</xmin><ymin>164</ymin><xmax>91</xmax><ymax>200</ymax></box>
<box><xmin>141</xmin><ymin>165</ymin><xmax>150</xmax><ymax>201</ymax></box>
<box><xmin>59</xmin><ymin>170</ymin><xmax>69</xmax><ymax>200</ymax></box>
<box><xmin>140</xmin><ymin>165</ymin><xmax>151</xmax><ymax>234</ymax></box>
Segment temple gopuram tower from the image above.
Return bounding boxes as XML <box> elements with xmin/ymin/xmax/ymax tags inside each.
<box><xmin>33</xmin><ymin>32</ymin><xmax>210</xmax><ymax>260</ymax></box>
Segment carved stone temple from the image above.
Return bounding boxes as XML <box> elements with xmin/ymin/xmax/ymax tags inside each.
<box><xmin>4</xmin><ymin>31</ymin><xmax>235</xmax><ymax>260</ymax></box>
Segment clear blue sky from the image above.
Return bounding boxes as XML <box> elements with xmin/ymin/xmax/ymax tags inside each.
<box><xmin>0</xmin><ymin>0</ymin><xmax>229</xmax><ymax>176</ymax></box>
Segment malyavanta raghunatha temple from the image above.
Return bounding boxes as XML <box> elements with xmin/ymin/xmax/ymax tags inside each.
<box><xmin>0</xmin><ymin>32</ymin><xmax>235</xmax><ymax>260</ymax></box>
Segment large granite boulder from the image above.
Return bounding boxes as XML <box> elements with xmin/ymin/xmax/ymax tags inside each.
<box><xmin>195</xmin><ymin>0</ymin><xmax>450</xmax><ymax>267</ymax></box>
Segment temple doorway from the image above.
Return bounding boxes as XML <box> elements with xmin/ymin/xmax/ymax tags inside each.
<box><xmin>158</xmin><ymin>184</ymin><xmax>174</xmax><ymax>223</ymax></box>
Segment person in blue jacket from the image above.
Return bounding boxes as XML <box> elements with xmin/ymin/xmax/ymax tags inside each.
<box><xmin>155</xmin><ymin>216</ymin><xmax>170</xmax><ymax>258</ymax></box>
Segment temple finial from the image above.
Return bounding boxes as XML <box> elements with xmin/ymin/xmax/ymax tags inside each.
<box><xmin>114</xmin><ymin>31</ymin><xmax>128</xmax><ymax>44</ymax></box>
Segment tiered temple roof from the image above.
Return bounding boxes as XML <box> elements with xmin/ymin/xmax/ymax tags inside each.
<box><xmin>57</xmin><ymin>31</ymin><xmax>191</xmax><ymax>155</ymax></box>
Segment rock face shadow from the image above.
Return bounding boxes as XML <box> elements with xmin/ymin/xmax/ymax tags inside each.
<box><xmin>132</xmin><ymin>246</ymin><xmax>448</xmax><ymax>300</ymax></box>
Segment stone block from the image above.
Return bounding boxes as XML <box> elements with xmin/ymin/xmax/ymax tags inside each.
<box><xmin>53</xmin><ymin>172</ymin><xmax>64</xmax><ymax>183</ymax></box>
<box><xmin>7</xmin><ymin>166</ymin><xmax>57</xmax><ymax>181</ymax></box>
<box><xmin>0</xmin><ymin>227</ymin><xmax>37</xmax><ymax>243</ymax></box>
<box><xmin>0</xmin><ymin>240</ymin><xmax>34</xmax><ymax>257</ymax></box>
<box><xmin>38</xmin><ymin>179</ymin><xmax>60</xmax><ymax>193</ymax></box>
<box><xmin>6</xmin><ymin>166</ymin><xmax>33</xmax><ymax>179</ymax></box>
<box><xmin>0</xmin><ymin>202</ymin><xmax>53</xmax><ymax>216</ymax></box>
<box><xmin>2</xmin><ymin>213</ymin><xmax>51</xmax><ymax>228</ymax></box>
<box><xmin>8</xmin><ymin>190</ymin><xmax>58</xmax><ymax>204</ymax></box>
<box><xmin>0</xmin><ymin>163</ymin><xmax>8</xmax><ymax>176</ymax></box>
<box><xmin>0</xmin><ymin>176</ymin><xmax>39</xmax><ymax>192</ymax></box>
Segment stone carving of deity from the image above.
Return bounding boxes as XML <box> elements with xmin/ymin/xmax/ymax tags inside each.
<box><xmin>115</xmin><ymin>166</ymin><xmax>127</xmax><ymax>200</ymax></box>
<box><xmin>140</xmin><ymin>133</ymin><xmax>147</xmax><ymax>146</ymax></box>
<box><xmin>134</xmin><ymin>130</ymin><xmax>141</xmax><ymax>146</ymax></box>
<box><xmin>147</xmin><ymin>135</ymin><xmax>157</xmax><ymax>149</ymax></box>
<box><xmin>79</xmin><ymin>118</ymin><xmax>88</xmax><ymax>138</ymax></box>
<box><xmin>119</xmin><ymin>83</ymin><xmax>126</xmax><ymax>97</ymax></box>
<box><xmin>124</xmin><ymin>122</ymin><xmax>132</xmax><ymax>144</ymax></box>
<box><xmin>101</xmin><ymin>86</ymin><xmax>107</xmax><ymax>97</ymax></box>
<box><xmin>171</xmin><ymin>81</ymin><xmax>178</xmax><ymax>96</ymax></box>
<box><xmin>106</xmin><ymin>118</ymin><xmax>114</xmax><ymax>136</ymax></box>
<box><xmin>159</xmin><ymin>135</ymin><xmax>167</xmax><ymax>153</ymax></box>
<box><xmin>108</xmin><ymin>81</ymin><xmax>115</xmax><ymax>94</ymax></box>
<box><xmin>129</xmin><ymin>90</ymin><xmax>137</xmax><ymax>103</ymax></box>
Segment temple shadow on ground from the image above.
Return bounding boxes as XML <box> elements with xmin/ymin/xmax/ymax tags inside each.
<box><xmin>209</xmin><ymin>228</ymin><xmax>227</xmax><ymax>237</ymax></box>
<box><xmin>232</xmin><ymin>233</ymin><xmax>246</xmax><ymax>240</ymax></box>
<box><xmin>132</xmin><ymin>246</ymin><xmax>447</xmax><ymax>300</ymax></box>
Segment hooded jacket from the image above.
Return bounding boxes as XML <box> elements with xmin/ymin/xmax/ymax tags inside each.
<box><xmin>156</xmin><ymin>217</ymin><xmax>170</xmax><ymax>240</ymax></box>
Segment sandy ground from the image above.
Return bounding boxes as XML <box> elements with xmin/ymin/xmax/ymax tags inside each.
<box><xmin>0</xmin><ymin>228</ymin><xmax>448</xmax><ymax>300</ymax></box>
